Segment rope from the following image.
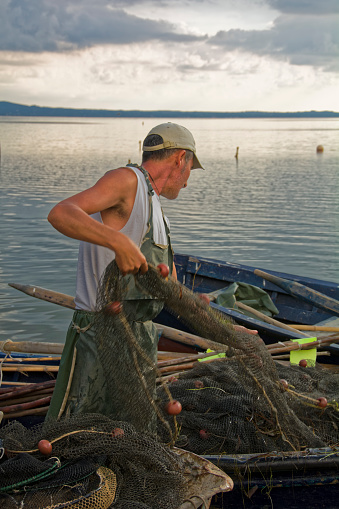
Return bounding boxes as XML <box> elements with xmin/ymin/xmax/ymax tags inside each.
<box><xmin>71</xmin><ymin>322</ymin><xmax>93</xmax><ymax>334</ymax></box>
<box><xmin>0</xmin><ymin>349</ymin><xmax>12</xmax><ymax>389</ymax></box>
<box><xmin>0</xmin><ymin>340</ymin><xmax>12</xmax><ymax>353</ymax></box>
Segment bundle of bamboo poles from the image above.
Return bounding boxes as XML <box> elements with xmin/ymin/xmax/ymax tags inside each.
<box><xmin>1</xmin><ymin>330</ymin><xmax>338</xmax><ymax>377</ymax></box>
<box><xmin>156</xmin><ymin>334</ymin><xmax>339</xmax><ymax>381</ymax></box>
<box><xmin>0</xmin><ymin>380</ymin><xmax>56</xmax><ymax>421</ymax></box>
<box><xmin>0</xmin><ymin>356</ymin><xmax>61</xmax><ymax>374</ymax></box>
<box><xmin>267</xmin><ymin>334</ymin><xmax>339</xmax><ymax>356</ymax></box>
<box><xmin>1</xmin><ymin>331</ymin><xmax>338</xmax><ymax>421</ymax></box>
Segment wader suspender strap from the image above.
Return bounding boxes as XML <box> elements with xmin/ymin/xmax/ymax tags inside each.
<box><xmin>127</xmin><ymin>164</ymin><xmax>172</xmax><ymax>244</ymax></box>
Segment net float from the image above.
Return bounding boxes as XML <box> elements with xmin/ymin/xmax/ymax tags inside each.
<box><xmin>280</xmin><ymin>379</ymin><xmax>289</xmax><ymax>389</ymax></box>
<box><xmin>299</xmin><ymin>359</ymin><xmax>308</xmax><ymax>368</ymax></box>
<box><xmin>194</xmin><ymin>380</ymin><xmax>204</xmax><ymax>389</ymax></box>
<box><xmin>105</xmin><ymin>301</ymin><xmax>122</xmax><ymax>315</ymax></box>
<box><xmin>198</xmin><ymin>294</ymin><xmax>210</xmax><ymax>305</ymax></box>
<box><xmin>199</xmin><ymin>429</ymin><xmax>210</xmax><ymax>440</ymax></box>
<box><xmin>111</xmin><ymin>427</ymin><xmax>124</xmax><ymax>438</ymax></box>
<box><xmin>38</xmin><ymin>439</ymin><xmax>52</xmax><ymax>455</ymax></box>
<box><xmin>157</xmin><ymin>263</ymin><xmax>170</xmax><ymax>278</ymax></box>
<box><xmin>165</xmin><ymin>400</ymin><xmax>182</xmax><ymax>415</ymax></box>
<box><xmin>317</xmin><ymin>397</ymin><xmax>327</xmax><ymax>408</ymax></box>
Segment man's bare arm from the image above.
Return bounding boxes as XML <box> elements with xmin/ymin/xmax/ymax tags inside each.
<box><xmin>48</xmin><ymin>168</ymin><xmax>148</xmax><ymax>275</ymax></box>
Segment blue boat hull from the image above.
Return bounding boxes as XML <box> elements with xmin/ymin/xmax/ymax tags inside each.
<box><xmin>157</xmin><ymin>253</ymin><xmax>339</xmax><ymax>345</ymax></box>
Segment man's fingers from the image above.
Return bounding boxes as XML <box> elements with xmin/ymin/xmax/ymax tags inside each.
<box><xmin>118</xmin><ymin>260</ymin><xmax>148</xmax><ymax>276</ymax></box>
<box><xmin>139</xmin><ymin>261</ymin><xmax>148</xmax><ymax>274</ymax></box>
<box><xmin>234</xmin><ymin>325</ymin><xmax>258</xmax><ymax>335</ymax></box>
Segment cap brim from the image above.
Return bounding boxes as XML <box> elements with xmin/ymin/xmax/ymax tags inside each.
<box><xmin>192</xmin><ymin>153</ymin><xmax>205</xmax><ymax>170</ymax></box>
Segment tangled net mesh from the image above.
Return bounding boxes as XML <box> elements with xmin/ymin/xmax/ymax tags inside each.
<box><xmin>1</xmin><ymin>261</ymin><xmax>339</xmax><ymax>507</ymax></box>
<box><xmin>0</xmin><ymin>415</ymin><xmax>190</xmax><ymax>508</ymax></box>
<box><xmin>157</xmin><ymin>361</ymin><xmax>339</xmax><ymax>456</ymax></box>
<box><xmin>134</xmin><ymin>265</ymin><xmax>339</xmax><ymax>453</ymax></box>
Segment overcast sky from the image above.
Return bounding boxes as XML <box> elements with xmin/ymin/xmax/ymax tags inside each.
<box><xmin>1</xmin><ymin>0</ymin><xmax>338</xmax><ymax>112</ymax></box>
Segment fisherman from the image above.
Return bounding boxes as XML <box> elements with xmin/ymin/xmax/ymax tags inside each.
<box><xmin>46</xmin><ymin>122</ymin><xmax>203</xmax><ymax>426</ymax></box>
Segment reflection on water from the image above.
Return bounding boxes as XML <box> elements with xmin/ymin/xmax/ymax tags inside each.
<box><xmin>0</xmin><ymin>117</ymin><xmax>338</xmax><ymax>341</ymax></box>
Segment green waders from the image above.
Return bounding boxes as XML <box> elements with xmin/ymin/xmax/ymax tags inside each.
<box><xmin>47</xmin><ymin>166</ymin><xmax>173</xmax><ymax>433</ymax></box>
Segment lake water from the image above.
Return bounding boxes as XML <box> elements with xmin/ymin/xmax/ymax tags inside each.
<box><xmin>0</xmin><ymin>117</ymin><xmax>338</xmax><ymax>343</ymax></box>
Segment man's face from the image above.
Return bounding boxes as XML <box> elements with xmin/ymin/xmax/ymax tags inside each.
<box><xmin>161</xmin><ymin>155</ymin><xmax>193</xmax><ymax>200</ymax></box>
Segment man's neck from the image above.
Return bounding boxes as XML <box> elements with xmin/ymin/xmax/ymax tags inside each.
<box><xmin>141</xmin><ymin>161</ymin><xmax>171</xmax><ymax>196</ymax></box>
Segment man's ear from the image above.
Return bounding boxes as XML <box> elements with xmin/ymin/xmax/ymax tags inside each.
<box><xmin>174</xmin><ymin>149</ymin><xmax>186</xmax><ymax>167</ymax></box>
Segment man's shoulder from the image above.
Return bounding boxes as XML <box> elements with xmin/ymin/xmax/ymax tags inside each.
<box><xmin>104</xmin><ymin>165</ymin><xmax>138</xmax><ymax>178</ymax></box>
<box><xmin>103</xmin><ymin>166</ymin><xmax>148</xmax><ymax>193</ymax></box>
<box><xmin>98</xmin><ymin>166</ymin><xmax>146</xmax><ymax>211</ymax></box>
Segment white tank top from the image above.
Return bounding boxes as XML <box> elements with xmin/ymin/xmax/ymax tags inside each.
<box><xmin>74</xmin><ymin>166</ymin><xmax>169</xmax><ymax>311</ymax></box>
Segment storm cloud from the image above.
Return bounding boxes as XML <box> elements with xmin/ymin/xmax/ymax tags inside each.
<box><xmin>0</xmin><ymin>0</ymin><xmax>338</xmax><ymax>73</ymax></box>
<box><xmin>267</xmin><ymin>0</ymin><xmax>339</xmax><ymax>15</ymax></box>
<box><xmin>1</xmin><ymin>0</ymin><xmax>338</xmax><ymax>111</ymax></box>
<box><xmin>0</xmin><ymin>0</ymin><xmax>203</xmax><ymax>52</ymax></box>
<box><xmin>209</xmin><ymin>12</ymin><xmax>339</xmax><ymax>71</ymax></box>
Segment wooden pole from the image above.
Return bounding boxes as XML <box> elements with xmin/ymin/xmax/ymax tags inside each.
<box><xmin>1</xmin><ymin>406</ymin><xmax>49</xmax><ymax>420</ymax></box>
<box><xmin>235</xmin><ymin>301</ymin><xmax>308</xmax><ymax>337</ymax></box>
<box><xmin>267</xmin><ymin>334</ymin><xmax>339</xmax><ymax>351</ymax></box>
<box><xmin>158</xmin><ymin>352</ymin><xmax>191</xmax><ymax>360</ymax></box>
<box><xmin>0</xmin><ymin>396</ymin><xmax>52</xmax><ymax>413</ymax></box>
<box><xmin>288</xmin><ymin>325</ymin><xmax>339</xmax><ymax>332</ymax></box>
<box><xmin>157</xmin><ymin>372</ymin><xmax>181</xmax><ymax>383</ymax></box>
<box><xmin>158</xmin><ymin>351</ymin><xmax>221</xmax><ymax>368</ymax></box>
<box><xmin>272</xmin><ymin>352</ymin><xmax>330</xmax><ymax>360</ymax></box>
<box><xmin>0</xmin><ymin>381</ymin><xmax>36</xmax><ymax>386</ymax></box>
<box><xmin>158</xmin><ymin>362</ymin><xmax>196</xmax><ymax>374</ymax></box>
<box><xmin>8</xmin><ymin>283</ymin><xmax>75</xmax><ymax>310</ymax></box>
<box><xmin>156</xmin><ymin>324</ymin><xmax>227</xmax><ymax>352</ymax></box>
<box><xmin>0</xmin><ymin>380</ymin><xmax>56</xmax><ymax>402</ymax></box>
<box><xmin>158</xmin><ymin>356</ymin><xmax>226</xmax><ymax>374</ymax></box>
<box><xmin>0</xmin><ymin>340</ymin><xmax>64</xmax><ymax>355</ymax></box>
<box><xmin>0</xmin><ymin>364</ymin><xmax>59</xmax><ymax>372</ymax></box>
<box><xmin>254</xmin><ymin>269</ymin><xmax>339</xmax><ymax>317</ymax></box>
<box><xmin>0</xmin><ymin>389</ymin><xmax>54</xmax><ymax>407</ymax></box>
<box><xmin>3</xmin><ymin>356</ymin><xmax>61</xmax><ymax>363</ymax></box>
<box><xmin>268</xmin><ymin>335</ymin><xmax>339</xmax><ymax>355</ymax></box>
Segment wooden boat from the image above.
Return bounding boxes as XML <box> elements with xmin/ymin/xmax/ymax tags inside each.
<box><xmin>2</xmin><ymin>253</ymin><xmax>339</xmax><ymax>507</ymax></box>
<box><xmin>157</xmin><ymin>254</ymin><xmax>339</xmax><ymax>360</ymax></box>
<box><xmin>174</xmin><ymin>253</ymin><xmax>339</xmax><ymax>329</ymax></box>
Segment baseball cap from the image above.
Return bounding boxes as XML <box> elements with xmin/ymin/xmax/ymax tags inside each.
<box><xmin>143</xmin><ymin>122</ymin><xmax>205</xmax><ymax>170</ymax></box>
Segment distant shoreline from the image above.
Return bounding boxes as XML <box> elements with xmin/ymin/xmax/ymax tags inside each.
<box><xmin>1</xmin><ymin>101</ymin><xmax>338</xmax><ymax>119</ymax></box>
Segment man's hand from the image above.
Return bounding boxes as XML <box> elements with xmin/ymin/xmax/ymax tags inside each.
<box><xmin>234</xmin><ymin>325</ymin><xmax>258</xmax><ymax>335</ymax></box>
<box><xmin>113</xmin><ymin>232</ymin><xmax>148</xmax><ymax>276</ymax></box>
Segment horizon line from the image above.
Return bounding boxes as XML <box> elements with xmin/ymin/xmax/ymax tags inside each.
<box><xmin>1</xmin><ymin>101</ymin><xmax>338</xmax><ymax>118</ymax></box>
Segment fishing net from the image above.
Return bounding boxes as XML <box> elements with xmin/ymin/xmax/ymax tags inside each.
<box><xmin>0</xmin><ymin>414</ymin><xmax>231</xmax><ymax>508</ymax></box>
<box><xmin>92</xmin><ymin>270</ymin><xmax>173</xmax><ymax>438</ymax></box>
<box><xmin>93</xmin><ymin>261</ymin><xmax>338</xmax><ymax>454</ymax></box>
<box><xmin>157</xmin><ymin>361</ymin><xmax>339</xmax><ymax>456</ymax></box>
<box><xmin>1</xmin><ymin>261</ymin><xmax>338</xmax><ymax>507</ymax></box>
<box><xmin>137</xmin><ymin>266</ymin><xmax>333</xmax><ymax>450</ymax></box>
